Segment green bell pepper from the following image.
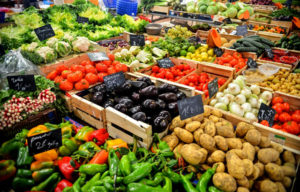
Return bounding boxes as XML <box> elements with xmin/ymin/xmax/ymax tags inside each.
<box><xmin>12</xmin><ymin>177</ymin><xmax>35</xmax><ymax>191</ymax></box>
<box><xmin>123</xmin><ymin>162</ymin><xmax>152</xmax><ymax>184</ymax></box>
<box><xmin>79</xmin><ymin>164</ymin><xmax>107</xmax><ymax>176</ymax></box>
<box><xmin>16</xmin><ymin>146</ymin><xmax>33</xmax><ymax>167</ymax></box>
<box><xmin>16</xmin><ymin>169</ymin><xmax>32</xmax><ymax>178</ymax></box>
<box><xmin>75</xmin><ymin>126</ymin><xmax>94</xmax><ymax>141</ymax></box>
<box><xmin>140</xmin><ymin>172</ymin><xmax>164</xmax><ymax>186</ymax></box>
<box><xmin>32</xmin><ymin>168</ymin><xmax>54</xmax><ymax>183</ymax></box>
<box><xmin>127</xmin><ymin>183</ymin><xmax>166</xmax><ymax>192</ymax></box>
<box><xmin>31</xmin><ymin>172</ymin><xmax>60</xmax><ymax>191</ymax></box>
<box><xmin>74</xmin><ymin>141</ymin><xmax>100</xmax><ymax>158</ymax></box>
<box><xmin>60</xmin><ymin>122</ymin><xmax>74</xmax><ymax>139</ymax></box>
<box><xmin>44</xmin><ymin>122</ymin><xmax>59</xmax><ymax>130</ymax></box>
<box><xmin>15</xmin><ymin>129</ymin><xmax>29</xmax><ymax>143</ymax></box>
<box><xmin>108</xmin><ymin>149</ymin><xmax>120</xmax><ymax>176</ymax></box>
<box><xmin>90</xmin><ymin>186</ymin><xmax>108</xmax><ymax>192</ymax></box>
<box><xmin>81</xmin><ymin>172</ymin><xmax>100</xmax><ymax>192</ymax></box>
<box><xmin>119</xmin><ymin>154</ymin><xmax>131</xmax><ymax>176</ymax></box>
<box><xmin>59</xmin><ymin>137</ymin><xmax>79</xmax><ymax>156</ymax></box>
<box><xmin>0</xmin><ymin>138</ymin><xmax>23</xmax><ymax>156</ymax></box>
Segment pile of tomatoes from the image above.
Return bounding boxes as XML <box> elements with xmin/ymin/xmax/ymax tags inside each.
<box><xmin>150</xmin><ymin>64</ymin><xmax>195</xmax><ymax>81</ymax></box>
<box><xmin>180</xmin><ymin>73</ymin><xmax>226</xmax><ymax>97</ymax></box>
<box><xmin>46</xmin><ymin>53</ymin><xmax>128</xmax><ymax>91</ymax></box>
<box><xmin>260</xmin><ymin>96</ymin><xmax>300</xmax><ymax>135</ymax></box>
<box><xmin>214</xmin><ymin>52</ymin><xmax>247</xmax><ymax>72</ymax></box>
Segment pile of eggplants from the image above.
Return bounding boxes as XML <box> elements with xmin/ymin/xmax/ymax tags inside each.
<box><xmin>90</xmin><ymin>76</ymin><xmax>186</xmax><ymax>133</ymax></box>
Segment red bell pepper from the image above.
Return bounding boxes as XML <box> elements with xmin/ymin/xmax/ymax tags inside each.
<box><xmin>88</xmin><ymin>129</ymin><xmax>109</xmax><ymax>146</ymax></box>
<box><xmin>58</xmin><ymin>157</ymin><xmax>80</xmax><ymax>181</ymax></box>
<box><xmin>55</xmin><ymin>179</ymin><xmax>73</xmax><ymax>192</ymax></box>
<box><xmin>89</xmin><ymin>150</ymin><xmax>109</xmax><ymax>164</ymax></box>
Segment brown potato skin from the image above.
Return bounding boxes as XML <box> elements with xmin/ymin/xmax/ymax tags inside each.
<box><xmin>212</xmin><ymin>172</ymin><xmax>237</xmax><ymax>192</ymax></box>
<box><xmin>174</xmin><ymin>127</ymin><xmax>193</xmax><ymax>143</ymax></box>
<box><xmin>265</xmin><ymin>163</ymin><xmax>284</xmax><ymax>181</ymax></box>
<box><xmin>245</xmin><ymin>129</ymin><xmax>261</xmax><ymax>146</ymax></box>
<box><xmin>162</xmin><ymin>135</ymin><xmax>178</xmax><ymax>151</ymax></box>
<box><xmin>185</xmin><ymin>121</ymin><xmax>201</xmax><ymax>132</ymax></box>
<box><xmin>199</xmin><ymin>134</ymin><xmax>215</xmax><ymax>151</ymax></box>
<box><xmin>227</xmin><ymin>138</ymin><xmax>243</xmax><ymax>149</ymax></box>
<box><xmin>258</xmin><ymin>179</ymin><xmax>279</xmax><ymax>192</ymax></box>
<box><xmin>214</xmin><ymin>135</ymin><xmax>228</xmax><ymax>151</ymax></box>
<box><xmin>282</xmin><ymin>151</ymin><xmax>296</xmax><ymax>164</ymax></box>
<box><xmin>236</xmin><ymin>122</ymin><xmax>254</xmax><ymax>137</ymax></box>
<box><xmin>257</xmin><ymin>148</ymin><xmax>280</xmax><ymax>164</ymax></box>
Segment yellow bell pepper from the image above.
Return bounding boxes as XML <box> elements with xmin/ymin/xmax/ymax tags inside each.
<box><xmin>106</xmin><ymin>139</ymin><xmax>128</xmax><ymax>150</ymax></box>
<box><xmin>27</xmin><ymin>125</ymin><xmax>49</xmax><ymax>137</ymax></box>
<box><xmin>34</xmin><ymin>149</ymin><xmax>58</xmax><ymax>161</ymax></box>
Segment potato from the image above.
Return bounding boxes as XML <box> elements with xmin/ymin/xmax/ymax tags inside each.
<box><xmin>237</xmin><ymin>176</ymin><xmax>249</xmax><ymax>188</ymax></box>
<box><xmin>283</xmin><ymin>162</ymin><xmax>295</xmax><ymax>169</ymax></box>
<box><xmin>215</xmin><ymin>120</ymin><xmax>235</xmax><ymax>138</ymax></box>
<box><xmin>204</xmin><ymin>120</ymin><xmax>216</xmax><ymax>136</ymax></box>
<box><xmin>275</xmin><ymin>158</ymin><xmax>282</xmax><ymax>165</ymax></box>
<box><xmin>191</xmin><ymin>114</ymin><xmax>204</xmax><ymax>122</ymax></box>
<box><xmin>282</xmin><ymin>176</ymin><xmax>292</xmax><ymax>188</ymax></box>
<box><xmin>259</xmin><ymin>136</ymin><xmax>271</xmax><ymax>148</ymax></box>
<box><xmin>242</xmin><ymin>142</ymin><xmax>255</xmax><ymax>161</ymax></box>
<box><xmin>170</xmin><ymin>116</ymin><xmax>185</xmax><ymax>131</ymax></box>
<box><xmin>180</xmin><ymin>144</ymin><xmax>205</xmax><ymax>165</ymax></box>
<box><xmin>231</xmin><ymin>149</ymin><xmax>247</xmax><ymax>159</ymax></box>
<box><xmin>226</xmin><ymin>151</ymin><xmax>246</xmax><ymax>179</ymax></box>
<box><xmin>282</xmin><ymin>151</ymin><xmax>295</xmax><ymax>164</ymax></box>
<box><xmin>212</xmin><ymin>172</ymin><xmax>237</xmax><ymax>192</ymax></box>
<box><xmin>194</xmin><ymin>128</ymin><xmax>203</xmax><ymax>145</ymax></box>
<box><xmin>214</xmin><ymin>135</ymin><xmax>228</xmax><ymax>151</ymax></box>
<box><xmin>271</xmin><ymin>143</ymin><xmax>283</xmax><ymax>154</ymax></box>
<box><xmin>203</xmin><ymin>106</ymin><xmax>211</xmax><ymax>117</ymax></box>
<box><xmin>257</xmin><ymin>148</ymin><xmax>279</xmax><ymax>164</ymax></box>
<box><xmin>173</xmin><ymin>143</ymin><xmax>183</xmax><ymax>159</ymax></box>
<box><xmin>200</xmin><ymin>121</ymin><xmax>207</xmax><ymax>130</ymax></box>
<box><xmin>237</xmin><ymin>187</ymin><xmax>249</xmax><ymax>192</ymax></box>
<box><xmin>281</xmin><ymin>165</ymin><xmax>296</xmax><ymax>177</ymax></box>
<box><xmin>248</xmin><ymin>165</ymin><xmax>260</xmax><ymax>180</ymax></box>
<box><xmin>187</xmin><ymin>165</ymin><xmax>197</xmax><ymax>173</ymax></box>
<box><xmin>162</xmin><ymin>135</ymin><xmax>178</xmax><ymax>151</ymax></box>
<box><xmin>259</xmin><ymin>179</ymin><xmax>279</xmax><ymax>192</ymax></box>
<box><xmin>199</xmin><ymin>134</ymin><xmax>215</xmax><ymax>151</ymax></box>
<box><xmin>213</xmin><ymin>162</ymin><xmax>225</xmax><ymax>173</ymax></box>
<box><xmin>245</xmin><ymin>129</ymin><xmax>261</xmax><ymax>146</ymax></box>
<box><xmin>236</xmin><ymin>122</ymin><xmax>254</xmax><ymax>137</ymax></box>
<box><xmin>209</xmin><ymin>115</ymin><xmax>219</xmax><ymax>123</ymax></box>
<box><xmin>211</xmin><ymin>109</ymin><xmax>223</xmax><ymax>118</ymax></box>
<box><xmin>254</xmin><ymin>162</ymin><xmax>264</xmax><ymax>177</ymax></box>
<box><xmin>276</xmin><ymin>182</ymin><xmax>286</xmax><ymax>192</ymax></box>
<box><xmin>199</xmin><ymin>148</ymin><xmax>208</xmax><ymax>163</ymax></box>
<box><xmin>210</xmin><ymin>150</ymin><xmax>225</xmax><ymax>163</ymax></box>
<box><xmin>174</xmin><ymin>127</ymin><xmax>194</xmax><ymax>143</ymax></box>
<box><xmin>265</xmin><ymin>163</ymin><xmax>284</xmax><ymax>181</ymax></box>
<box><xmin>185</xmin><ymin>121</ymin><xmax>201</xmax><ymax>132</ymax></box>
<box><xmin>242</xmin><ymin>159</ymin><xmax>254</xmax><ymax>177</ymax></box>
<box><xmin>227</xmin><ymin>138</ymin><xmax>243</xmax><ymax>149</ymax></box>
<box><xmin>183</xmin><ymin>118</ymin><xmax>193</xmax><ymax>124</ymax></box>
<box><xmin>255</xmin><ymin>146</ymin><xmax>260</xmax><ymax>153</ymax></box>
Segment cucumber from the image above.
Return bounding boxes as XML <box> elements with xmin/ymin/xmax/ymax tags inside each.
<box><xmin>259</xmin><ymin>38</ymin><xmax>275</xmax><ymax>47</ymax></box>
<box><xmin>233</xmin><ymin>42</ymin><xmax>242</xmax><ymax>48</ymax></box>
<box><xmin>242</xmin><ymin>41</ymin><xmax>254</xmax><ymax>48</ymax></box>
<box><xmin>236</xmin><ymin>47</ymin><xmax>258</xmax><ymax>52</ymax></box>
<box><xmin>245</xmin><ymin>35</ymin><xmax>260</xmax><ymax>39</ymax></box>
<box><xmin>243</xmin><ymin>39</ymin><xmax>265</xmax><ymax>49</ymax></box>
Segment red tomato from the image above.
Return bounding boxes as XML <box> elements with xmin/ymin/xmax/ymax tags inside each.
<box><xmin>107</xmin><ymin>67</ymin><xmax>117</xmax><ymax>75</ymax></box>
<box><xmin>59</xmin><ymin>80</ymin><xmax>73</xmax><ymax>91</ymax></box>
<box><xmin>102</xmin><ymin>60</ymin><xmax>112</xmax><ymax>66</ymax></box>
<box><xmin>184</xmin><ymin>65</ymin><xmax>191</xmax><ymax>70</ymax></box>
<box><xmin>282</xmin><ymin>102</ymin><xmax>290</xmax><ymax>112</ymax></box>
<box><xmin>56</xmin><ymin>65</ymin><xmax>68</xmax><ymax>75</ymax></box>
<box><xmin>200</xmin><ymin>72</ymin><xmax>208</xmax><ymax>79</ymax></box>
<box><xmin>203</xmin><ymin>90</ymin><xmax>209</xmax><ymax>97</ymax></box>
<box><xmin>61</xmin><ymin>70</ymin><xmax>72</xmax><ymax>79</ymax></box>
<box><xmin>188</xmin><ymin>74</ymin><xmax>198</xmax><ymax>83</ymax></box>
<box><xmin>121</xmin><ymin>64</ymin><xmax>128</xmax><ymax>72</ymax></box>
<box><xmin>80</xmin><ymin>60</ymin><xmax>93</xmax><ymax>66</ymax></box>
<box><xmin>46</xmin><ymin>71</ymin><xmax>57</xmax><ymax>80</ymax></box>
<box><xmin>156</xmin><ymin>72</ymin><xmax>165</xmax><ymax>79</ymax></box>
<box><xmin>67</xmin><ymin>71</ymin><xmax>83</xmax><ymax>83</ymax></box>
<box><xmin>85</xmin><ymin>65</ymin><xmax>97</xmax><ymax>74</ymax></box>
<box><xmin>71</xmin><ymin>65</ymin><xmax>85</xmax><ymax>74</ymax></box>
<box><xmin>218</xmin><ymin>78</ymin><xmax>226</xmax><ymax>86</ymax></box>
<box><xmin>97</xmin><ymin>73</ymin><xmax>108</xmax><ymax>82</ymax></box>
<box><xmin>274</xmin><ymin>113</ymin><xmax>279</xmax><ymax>121</ymax></box>
<box><xmin>199</xmin><ymin>75</ymin><xmax>207</xmax><ymax>83</ymax></box>
<box><xmin>75</xmin><ymin>79</ymin><xmax>90</xmax><ymax>90</ymax></box>
<box><xmin>177</xmin><ymin>64</ymin><xmax>184</xmax><ymax>70</ymax></box>
<box><xmin>54</xmin><ymin>76</ymin><xmax>64</xmax><ymax>84</ymax></box>
<box><xmin>292</xmin><ymin>113</ymin><xmax>300</xmax><ymax>123</ymax></box>
<box><xmin>107</xmin><ymin>53</ymin><xmax>115</xmax><ymax>61</ymax></box>
<box><xmin>279</xmin><ymin>112</ymin><xmax>292</xmax><ymax>122</ymax></box>
<box><xmin>112</xmin><ymin>61</ymin><xmax>120</xmax><ymax>66</ymax></box>
<box><xmin>272</xmin><ymin>124</ymin><xmax>281</xmax><ymax>130</ymax></box>
<box><xmin>152</xmin><ymin>66</ymin><xmax>159</xmax><ymax>73</ymax></box>
<box><xmin>260</xmin><ymin>120</ymin><xmax>270</xmax><ymax>127</ymax></box>
<box><xmin>85</xmin><ymin>73</ymin><xmax>98</xmax><ymax>84</ymax></box>
<box><xmin>282</xmin><ymin>121</ymin><xmax>299</xmax><ymax>135</ymax></box>
<box><xmin>114</xmin><ymin>64</ymin><xmax>123</xmax><ymax>72</ymax></box>
<box><xmin>165</xmin><ymin>71</ymin><xmax>174</xmax><ymax>80</ymax></box>
<box><xmin>272</xmin><ymin>104</ymin><xmax>283</xmax><ymax>114</ymax></box>
<box><xmin>96</xmin><ymin>63</ymin><xmax>108</xmax><ymax>72</ymax></box>
<box><xmin>202</xmin><ymin>83</ymin><xmax>208</xmax><ymax>91</ymax></box>
<box><xmin>272</xmin><ymin>96</ymin><xmax>284</xmax><ymax>105</ymax></box>
<box><xmin>294</xmin><ymin>110</ymin><xmax>300</xmax><ymax>115</ymax></box>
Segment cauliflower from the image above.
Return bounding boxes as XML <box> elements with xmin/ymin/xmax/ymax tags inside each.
<box><xmin>72</xmin><ymin>37</ymin><xmax>91</xmax><ymax>53</ymax></box>
<box><xmin>152</xmin><ymin>47</ymin><xmax>167</xmax><ymax>59</ymax></box>
<box><xmin>129</xmin><ymin>46</ymin><xmax>141</xmax><ymax>56</ymax></box>
<box><xmin>120</xmin><ymin>48</ymin><xmax>130</xmax><ymax>57</ymax></box>
<box><xmin>63</xmin><ymin>33</ymin><xmax>75</xmax><ymax>42</ymax></box>
<box><xmin>36</xmin><ymin>46</ymin><xmax>57</xmax><ymax>63</ymax></box>
<box><xmin>136</xmin><ymin>50</ymin><xmax>153</xmax><ymax>64</ymax></box>
<box><xmin>55</xmin><ymin>41</ymin><xmax>72</xmax><ymax>57</ymax></box>
<box><xmin>46</xmin><ymin>37</ymin><xmax>59</xmax><ymax>48</ymax></box>
<box><xmin>26</xmin><ymin>42</ymin><xmax>39</xmax><ymax>52</ymax></box>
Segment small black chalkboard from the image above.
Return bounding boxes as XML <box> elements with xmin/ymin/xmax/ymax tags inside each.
<box><xmin>104</xmin><ymin>72</ymin><xmax>126</xmax><ymax>91</ymax></box>
<box><xmin>34</xmin><ymin>24</ymin><xmax>55</xmax><ymax>41</ymax></box>
<box><xmin>27</xmin><ymin>129</ymin><xmax>62</xmax><ymax>155</ymax></box>
<box><xmin>223</xmin><ymin>18</ymin><xmax>232</xmax><ymax>24</ymax></box>
<box><xmin>77</xmin><ymin>16</ymin><xmax>89</xmax><ymax>24</ymax></box>
<box><xmin>88</xmin><ymin>52</ymin><xmax>109</xmax><ymax>62</ymax></box>
<box><xmin>130</xmin><ymin>34</ymin><xmax>145</xmax><ymax>46</ymax></box>
<box><xmin>258</xmin><ymin>103</ymin><xmax>276</xmax><ymax>126</ymax></box>
<box><xmin>177</xmin><ymin>95</ymin><xmax>204</xmax><ymax>120</ymax></box>
<box><xmin>157</xmin><ymin>58</ymin><xmax>174</xmax><ymax>68</ymax></box>
<box><xmin>7</xmin><ymin>75</ymin><xmax>36</xmax><ymax>92</ymax></box>
<box><xmin>208</xmin><ymin>78</ymin><xmax>219</xmax><ymax>98</ymax></box>
<box><xmin>236</xmin><ymin>25</ymin><xmax>248</xmax><ymax>36</ymax></box>
<box><xmin>247</xmin><ymin>58</ymin><xmax>257</xmax><ymax>68</ymax></box>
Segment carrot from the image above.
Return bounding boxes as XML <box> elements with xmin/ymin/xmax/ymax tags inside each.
<box><xmin>89</xmin><ymin>150</ymin><xmax>109</xmax><ymax>164</ymax></box>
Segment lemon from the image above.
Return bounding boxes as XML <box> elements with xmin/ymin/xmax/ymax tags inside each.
<box><xmin>208</xmin><ymin>49</ymin><xmax>214</xmax><ymax>56</ymax></box>
<box><xmin>187</xmin><ymin>52</ymin><xmax>192</xmax><ymax>56</ymax></box>
<box><xmin>203</xmin><ymin>44</ymin><xmax>208</xmax><ymax>49</ymax></box>
<box><xmin>208</xmin><ymin>56</ymin><xmax>212</xmax><ymax>61</ymax></box>
<box><xmin>186</xmin><ymin>56</ymin><xmax>191</xmax><ymax>59</ymax></box>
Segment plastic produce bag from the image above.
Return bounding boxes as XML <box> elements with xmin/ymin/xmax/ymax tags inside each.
<box><xmin>0</xmin><ymin>50</ymin><xmax>42</xmax><ymax>90</ymax></box>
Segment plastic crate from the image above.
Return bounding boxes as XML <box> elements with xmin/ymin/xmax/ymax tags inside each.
<box><xmin>103</xmin><ymin>0</ymin><xmax>117</xmax><ymax>8</ymax></box>
<box><xmin>0</xmin><ymin>12</ymin><xmax>5</xmax><ymax>24</ymax></box>
<box><xmin>116</xmin><ymin>0</ymin><xmax>138</xmax><ymax>16</ymax></box>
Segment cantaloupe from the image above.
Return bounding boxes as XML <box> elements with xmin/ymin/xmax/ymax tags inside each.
<box><xmin>221</xmin><ymin>37</ymin><xmax>228</xmax><ymax>45</ymax></box>
<box><xmin>237</xmin><ymin>9</ymin><xmax>250</xmax><ymax>20</ymax></box>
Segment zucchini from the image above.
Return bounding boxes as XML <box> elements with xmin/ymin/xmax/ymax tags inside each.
<box><xmin>245</xmin><ymin>35</ymin><xmax>260</xmax><ymax>39</ymax></box>
<box><xmin>233</xmin><ymin>42</ymin><xmax>242</xmax><ymax>48</ymax></box>
<box><xmin>243</xmin><ymin>39</ymin><xmax>265</xmax><ymax>49</ymax></box>
<box><xmin>259</xmin><ymin>38</ymin><xmax>275</xmax><ymax>47</ymax></box>
<box><xmin>236</xmin><ymin>47</ymin><xmax>258</xmax><ymax>52</ymax></box>
<box><xmin>242</xmin><ymin>41</ymin><xmax>254</xmax><ymax>48</ymax></box>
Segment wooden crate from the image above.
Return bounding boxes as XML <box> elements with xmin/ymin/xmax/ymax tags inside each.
<box><xmin>150</xmin><ymin>6</ymin><xmax>170</xmax><ymax>15</ymax></box>
<box><xmin>271</xmin><ymin>20</ymin><xmax>293</xmax><ymax>30</ymax></box>
<box><xmin>250</xmin><ymin>4</ymin><xmax>277</xmax><ymax>14</ymax></box>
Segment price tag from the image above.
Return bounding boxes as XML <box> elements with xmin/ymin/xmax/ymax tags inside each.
<box><xmin>77</xmin><ymin>16</ymin><xmax>89</xmax><ymax>24</ymax></box>
<box><xmin>258</xmin><ymin>103</ymin><xmax>276</xmax><ymax>126</ymax></box>
<box><xmin>236</xmin><ymin>25</ymin><xmax>248</xmax><ymax>36</ymax></box>
<box><xmin>157</xmin><ymin>58</ymin><xmax>174</xmax><ymax>68</ymax></box>
<box><xmin>177</xmin><ymin>95</ymin><xmax>204</xmax><ymax>120</ymax></box>
<box><xmin>88</xmin><ymin>52</ymin><xmax>109</xmax><ymax>62</ymax></box>
<box><xmin>268</xmin><ymin>133</ymin><xmax>286</xmax><ymax>145</ymax></box>
<box><xmin>247</xmin><ymin>58</ymin><xmax>257</xmax><ymax>68</ymax></box>
<box><xmin>7</xmin><ymin>75</ymin><xmax>36</xmax><ymax>92</ymax></box>
<box><xmin>34</xmin><ymin>24</ymin><xmax>55</xmax><ymax>41</ymax></box>
<box><xmin>130</xmin><ymin>34</ymin><xmax>145</xmax><ymax>46</ymax></box>
<box><xmin>27</xmin><ymin>129</ymin><xmax>62</xmax><ymax>155</ymax></box>
<box><xmin>208</xmin><ymin>78</ymin><xmax>219</xmax><ymax>98</ymax></box>
<box><xmin>104</xmin><ymin>72</ymin><xmax>126</xmax><ymax>91</ymax></box>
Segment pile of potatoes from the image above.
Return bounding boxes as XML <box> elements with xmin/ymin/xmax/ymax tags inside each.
<box><xmin>162</xmin><ymin>106</ymin><xmax>298</xmax><ymax>192</ymax></box>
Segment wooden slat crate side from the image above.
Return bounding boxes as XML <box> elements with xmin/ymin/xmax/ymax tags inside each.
<box><xmin>73</xmin><ymin>108</ymin><xmax>105</xmax><ymax>129</ymax></box>
<box><xmin>270</xmin><ymin>20</ymin><xmax>293</xmax><ymax>30</ymax></box>
<box><xmin>61</xmin><ymin>94</ymin><xmax>73</xmax><ymax>112</ymax></box>
<box><xmin>256</xmin><ymin>32</ymin><xmax>283</xmax><ymax>42</ymax></box>
<box><xmin>150</xmin><ymin>6</ymin><xmax>170</xmax><ymax>15</ymax></box>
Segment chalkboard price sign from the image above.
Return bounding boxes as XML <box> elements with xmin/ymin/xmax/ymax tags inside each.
<box><xmin>208</xmin><ymin>78</ymin><xmax>219</xmax><ymax>98</ymax></box>
<box><xmin>177</xmin><ymin>95</ymin><xmax>204</xmax><ymax>120</ymax></box>
<box><xmin>236</xmin><ymin>25</ymin><xmax>248</xmax><ymax>36</ymax></box>
<box><xmin>157</xmin><ymin>58</ymin><xmax>174</xmax><ymax>68</ymax></box>
<box><xmin>88</xmin><ymin>52</ymin><xmax>109</xmax><ymax>62</ymax></box>
<box><xmin>7</xmin><ymin>75</ymin><xmax>36</xmax><ymax>92</ymax></box>
<box><xmin>27</xmin><ymin>129</ymin><xmax>62</xmax><ymax>155</ymax></box>
<box><xmin>247</xmin><ymin>58</ymin><xmax>257</xmax><ymax>68</ymax></box>
<box><xmin>34</xmin><ymin>24</ymin><xmax>55</xmax><ymax>41</ymax></box>
<box><xmin>130</xmin><ymin>34</ymin><xmax>145</xmax><ymax>46</ymax></box>
<box><xmin>258</xmin><ymin>103</ymin><xmax>276</xmax><ymax>126</ymax></box>
<box><xmin>104</xmin><ymin>72</ymin><xmax>126</xmax><ymax>91</ymax></box>
<box><xmin>77</xmin><ymin>16</ymin><xmax>89</xmax><ymax>24</ymax></box>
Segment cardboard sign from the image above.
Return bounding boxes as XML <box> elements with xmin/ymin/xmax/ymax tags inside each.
<box><xmin>157</xmin><ymin>58</ymin><xmax>174</xmax><ymax>68</ymax></box>
<box><xmin>177</xmin><ymin>95</ymin><xmax>204</xmax><ymax>120</ymax></box>
<box><xmin>88</xmin><ymin>52</ymin><xmax>109</xmax><ymax>62</ymax></box>
<box><xmin>77</xmin><ymin>16</ymin><xmax>89</xmax><ymax>24</ymax></box>
<box><xmin>247</xmin><ymin>57</ymin><xmax>257</xmax><ymax>68</ymax></box>
<box><xmin>258</xmin><ymin>103</ymin><xmax>276</xmax><ymax>126</ymax></box>
<box><xmin>27</xmin><ymin>129</ymin><xmax>62</xmax><ymax>155</ymax></box>
<box><xmin>236</xmin><ymin>25</ymin><xmax>248</xmax><ymax>36</ymax></box>
<box><xmin>104</xmin><ymin>72</ymin><xmax>126</xmax><ymax>91</ymax></box>
<box><xmin>208</xmin><ymin>78</ymin><xmax>219</xmax><ymax>98</ymax></box>
<box><xmin>7</xmin><ymin>75</ymin><xmax>36</xmax><ymax>92</ymax></box>
<box><xmin>130</xmin><ymin>34</ymin><xmax>145</xmax><ymax>46</ymax></box>
<box><xmin>34</xmin><ymin>24</ymin><xmax>55</xmax><ymax>41</ymax></box>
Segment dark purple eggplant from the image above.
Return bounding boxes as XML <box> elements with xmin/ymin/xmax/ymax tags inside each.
<box><xmin>158</xmin><ymin>92</ymin><xmax>177</xmax><ymax>103</ymax></box>
<box><xmin>128</xmin><ymin>106</ymin><xmax>142</xmax><ymax>115</ymax></box>
<box><xmin>176</xmin><ymin>91</ymin><xmax>186</xmax><ymax>100</ymax></box>
<box><xmin>168</xmin><ymin>102</ymin><xmax>178</xmax><ymax>114</ymax></box>
<box><xmin>92</xmin><ymin>84</ymin><xmax>106</xmax><ymax>93</ymax></box>
<box><xmin>132</xmin><ymin>112</ymin><xmax>147</xmax><ymax>122</ymax></box>
<box><xmin>116</xmin><ymin>80</ymin><xmax>132</xmax><ymax>93</ymax></box>
<box><xmin>92</xmin><ymin>92</ymin><xmax>104</xmax><ymax>105</ymax></box>
<box><xmin>114</xmin><ymin>103</ymin><xmax>128</xmax><ymax>114</ymax></box>
<box><xmin>103</xmin><ymin>99</ymin><xmax>114</xmax><ymax>108</ymax></box>
<box><xmin>153</xmin><ymin>116</ymin><xmax>169</xmax><ymax>133</ymax></box>
<box><xmin>115</xmin><ymin>96</ymin><xmax>130</xmax><ymax>103</ymax></box>
<box><xmin>142</xmin><ymin>99</ymin><xmax>157</xmax><ymax>110</ymax></box>
<box><xmin>158</xmin><ymin>110</ymin><xmax>171</xmax><ymax>121</ymax></box>
<box><xmin>131</xmin><ymin>92</ymin><xmax>141</xmax><ymax>102</ymax></box>
<box><xmin>158</xmin><ymin>84</ymin><xmax>178</xmax><ymax>93</ymax></box>
<box><xmin>137</xmin><ymin>76</ymin><xmax>154</xmax><ymax>86</ymax></box>
<box><xmin>139</xmin><ymin>86</ymin><xmax>158</xmax><ymax>97</ymax></box>
<box><xmin>156</xmin><ymin>99</ymin><xmax>166</xmax><ymax>109</ymax></box>
<box><xmin>130</xmin><ymin>81</ymin><xmax>147</xmax><ymax>90</ymax></box>
<box><xmin>119</xmin><ymin>98</ymin><xmax>133</xmax><ymax>108</ymax></box>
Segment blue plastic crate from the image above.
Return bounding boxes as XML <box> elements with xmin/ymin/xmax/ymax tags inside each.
<box><xmin>103</xmin><ymin>0</ymin><xmax>117</xmax><ymax>8</ymax></box>
<box><xmin>117</xmin><ymin>0</ymin><xmax>138</xmax><ymax>16</ymax></box>
<box><xmin>43</xmin><ymin>0</ymin><xmax>53</xmax><ymax>5</ymax></box>
<box><xmin>0</xmin><ymin>12</ymin><xmax>5</xmax><ymax>24</ymax></box>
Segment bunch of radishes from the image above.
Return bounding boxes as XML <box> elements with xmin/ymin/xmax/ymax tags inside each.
<box><xmin>0</xmin><ymin>89</ymin><xmax>56</xmax><ymax>128</ymax></box>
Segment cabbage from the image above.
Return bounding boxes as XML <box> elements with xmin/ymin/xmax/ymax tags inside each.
<box><xmin>199</xmin><ymin>5</ymin><xmax>208</xmax><ymax>14</ymax></box>
<box><xmin>55</xmin><ymin>41</ymin><xmax>72</xmax><ymax>57</ymax></box>
<box><xmin>227</xmin><ymin>7</ymin><xmax>238</xmax><ymax>18</ymax></box>
<box><xmin>187</xmin><ymin>2</ymin><xmax>196</xmax><ymax>13</ymax></box>
<box><xmin>207</xmin><ymin>6</ymin><xmax>218</xmax><ymax>15</ymax></box>
<box><xmin>215</xmin><ymin>103</ymin><xmax>228</xmax><ymax>111</ymax></box>
<box><xmin>217</xmin><ymin>2</ymin><xmax>227</xmax><ymax>12</ymax></box>
<box><xmin>36</xmin><ymin>46</ymin><xmax>57</xmax><ymax>63</ymax></box>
